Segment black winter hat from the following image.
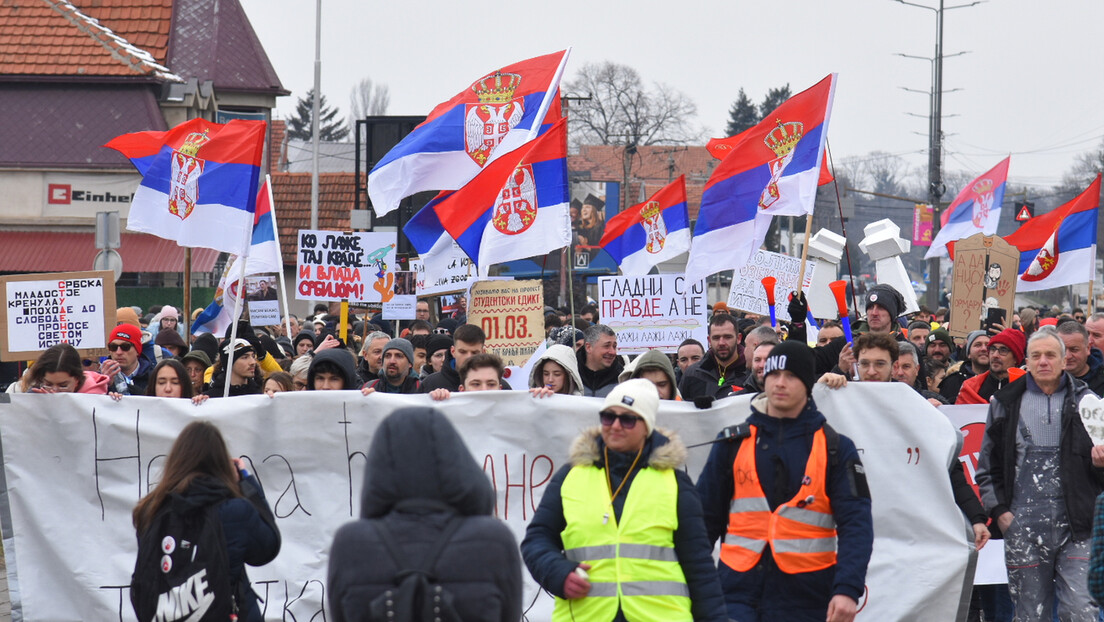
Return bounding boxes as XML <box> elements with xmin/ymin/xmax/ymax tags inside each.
<box><xmin>865</xmin><ymin>284</ymin><xmax>905</xmax><ymax>320</ymax></box>
<box><xmin>762</xmin><ymin>341</ymin><xmax>817</xmax><ymax>395</ymax></box>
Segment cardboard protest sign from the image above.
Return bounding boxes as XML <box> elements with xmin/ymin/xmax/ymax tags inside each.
<box><xmin>728</xmin><ymin>249</ymin><xmax>816</xmax><ymax>319</ymax></box>
<box><xmin>295</xmin><ymin>230</ymin><xmax>396</xmax><ymax>303</ymax></box>
<box><xmin>949</xmin><ymin>233</ymin><xmax>1018</xmax><ymax>338</ymax></box>
<box><xmin>245</xmin><ymin>275</ymin><xmax>280</xmax><ymax>326</ymax></box>
<box><xmin>598</xmin><ymin>274</ymin><xmax>707</xmax><ymax>354</ymax></box>
<box><xmin>0</xmin><ymin>270</ymin><xmax>116</xmax><ymax>361</ymax></box>
<box><xmin>412</xmin><ymin>241</ymin><xmax>474</xmax><ymax>296</ymax></box>
<box><xmin>467</xmin><ymin>280</ymin><xmax>544</xmax><ymax>366</ymax></box>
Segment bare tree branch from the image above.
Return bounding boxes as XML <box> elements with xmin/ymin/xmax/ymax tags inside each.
<box><xmin>565</xmin><ymin>61</ymin><xmax>702</xmax><ymax>149</ymax></box>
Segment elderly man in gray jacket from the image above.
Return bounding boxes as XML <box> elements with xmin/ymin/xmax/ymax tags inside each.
<box><xmin>977</xmin><ymin>326</ymin><xmax>1104</xmax><ymax>621</ymax></box>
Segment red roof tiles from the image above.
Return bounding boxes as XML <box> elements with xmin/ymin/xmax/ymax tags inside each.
<box><xmin>0</xmin><ymin>0</ymin><xmax>177</xmax><ymax>78</ymax></box>
<box><xmin>75</xmin><ymin>0</ymin><xmax>173</xmax><ymax>64</ymax></box>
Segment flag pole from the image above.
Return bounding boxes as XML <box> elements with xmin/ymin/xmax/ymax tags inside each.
<box><xmin>265</xmin><ymin>174</ymin><xmax>294</xmax><ymax>341</ymax></box>
<box><xmin>224</xmin><ymin>224</ymin><xmax>253</xmax><ymax>398</ymax></box>
<box><xmin>796</xmin><ymin>215</ymin><xmax>813</xmax><ymax>295</ymax></box>
<box><xmin>184</xmin><ymin>248</ymin><xmax>192</xmax><ymax>333</ymax></box>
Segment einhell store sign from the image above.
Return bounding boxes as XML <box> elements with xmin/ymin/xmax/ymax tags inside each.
<box><xmin>42</xmin><ymin>173</ymin><xmax>140</xmax><ymax>216</ymax></box>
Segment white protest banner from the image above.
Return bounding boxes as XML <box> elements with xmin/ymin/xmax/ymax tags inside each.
<box><xmin>728</xmin><ymin>249</ymin><xmax>816</xmax><ymax>319</ymax></box>
<box><xmin>598</xmin><ymin>274</ymin><xmax>707</xmax><ymax>354</ymax></box>
<box><xmin>941</xmin><ymin>404</ymin><xmax>1008</xmax><ymax>585</ymax></box>
<box><xmin>0</xmin><ymin>384</ymin><xmax>971</xmax><ymax>621</ymax></box>
<box><xmin>467</xmin><ymin>279</ymin><xmax>545</xmax><ymax>366</ymax></box>
<box><xmin>245</xmin><ymin>275</ymin><xmax>281</xmax><ymax>326</ymax></box>
<box><xmin>412</xmin><ymin>242</ymin><xmax>474</xmax><ymax>296</ymax></box>
<box><xmin>0</xmin><ymin>270</ymin><xmax>116</xmax><ymax>360</ymax></box>
<box><xmin>295</xmin><ymin>230</ymin><xmax>396</xmax><ymax>302</ymax></box>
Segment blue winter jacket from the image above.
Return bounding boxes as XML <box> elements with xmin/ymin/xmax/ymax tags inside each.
<box><xmin>521</xmin><ymin>427</ymin><xmax>727</xmax><ymax>622</ymax></box>
<box><xmin>695</xmin><ymin>394</ymin><xmax>873</xmax><ymax>616</ymax></box>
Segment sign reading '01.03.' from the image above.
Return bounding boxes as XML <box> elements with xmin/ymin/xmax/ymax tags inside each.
<box><xmin>467</xmin><ymin>279</ymin><xmax>545</xmax><ymax>367</ymax></box>
<box><xmin>0</xmin><ymin>270</ymin><xmax>117</xmax><ymax>361</ymax></box>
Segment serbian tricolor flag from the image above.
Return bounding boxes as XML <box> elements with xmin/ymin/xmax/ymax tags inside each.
<box><xmin>599</xmin><ymin>176</ymin><xmax>690</xmax><ymax>276</ymax></box>
<box><xmin>707</xmin><ymin>136</ymin><xmax>834</xmax><ymax>186</ymax></box>
<box><xmin>1005</xmin><ymin>174</ymin><xmax>1100</xmax><ymax>292</ymax></box>
<box><xmin>403</xmin><ymin>190</ymin><xmax>456</xmax><ymax>278</ymax></box>
<box><xmin>685</xmin><ymin>74</ymin><xmax>836</xmax><ymax>284</ymax></box>
<box><xmin>368</xmin><ymin>50</ymin><xmax>569</xmax><ymax>217</ymax></box>
<box><xmin>924</xmin><ymin>157</ymin><xmax>1010</xmax><ymax>260</ymax></box>
<box><xmin>191</xmin><ymin>176</ymin><xmax>286</xmax><ymax>335</ymax></box>
<box><xmin>430</xmin><ymin>118</ymin><xmax>571</xmax><ymax>270</ymax></box>
<box><xmin>105</xmin><ymin>118</ymin><xmax>265</xmax><ymax>256</ymax></box>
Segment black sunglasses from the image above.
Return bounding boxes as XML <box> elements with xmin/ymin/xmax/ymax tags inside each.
<box><xmin>599</xmin><ymin>410</ymin><xmax>643</xmax><ymax>430</ymax></box>
<box><xmin>108</xmin><ymin>342</ymin><xmax>134</xmax><ymax>352</ymax></box>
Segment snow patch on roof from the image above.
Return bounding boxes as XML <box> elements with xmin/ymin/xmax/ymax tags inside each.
<box><xmin>43</xmin><ymin>0</ymin><xmax>182</xmax><ymax>82</ymax></box>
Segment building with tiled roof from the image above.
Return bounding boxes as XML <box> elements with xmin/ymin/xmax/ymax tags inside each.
<box><xmin>568</xmin><ymin>144</ymin><xmax>716</xmax><ymax>219</ymax></box>
<box><xmin>0</xmin><ymin>0</ymin><xmax>288</xmax><ymax>307</ymax></box>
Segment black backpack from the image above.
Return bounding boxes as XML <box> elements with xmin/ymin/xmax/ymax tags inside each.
<box><xmin>368</xmin><ymin>510</ymin><xmax>464</xmax><ymax>622</ymax></box>
<box><xmin>131</xmin><ymin>501</ymin><xmax>237</xmax><ymax>622</ymax></box>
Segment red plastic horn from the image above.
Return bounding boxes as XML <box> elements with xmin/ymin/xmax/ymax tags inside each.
<box><xmin>761</xmin><ymin>276</ymin><xmax>777</xmax><ymax>307</ymax></box>
<box><xmin>828</xmin><ymin>280</ymin><xmax>849</xmax><ymax>315</ymax></box>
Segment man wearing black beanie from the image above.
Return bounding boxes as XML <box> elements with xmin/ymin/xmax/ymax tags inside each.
<box><xmin>863</xmin><ymin>283</ymin><xmax>906</xmax><ymax>337</ymax></box>
<box><xmin>696</xmin><ymin>340</ymin><xmax>873</xmax><ymax>621</ymax></box>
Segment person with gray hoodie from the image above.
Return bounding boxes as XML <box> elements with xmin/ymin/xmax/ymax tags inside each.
<box><xmin>327</xmin><ymin>407</ymin><xmax>522</xmax><ymax>621</ymax></box>
<box><xmin>619</xmin><ymin>348</ymin><xmax>682</xmax><ymax>400</ymax></box>
<box><xmin>529</xmin><ymin>344</ymin><xmax>584</xmax><ymax>397</ymax></box>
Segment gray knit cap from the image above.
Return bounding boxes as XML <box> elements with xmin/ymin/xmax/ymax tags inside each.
<box><xmin>382</xmin><ymin>338</ymin><xmax>415</xmax><ymax>366</ymax></box>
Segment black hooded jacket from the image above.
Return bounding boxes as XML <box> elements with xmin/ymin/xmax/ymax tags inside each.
<box><xmin>158</xmin><ymin>475</ymin><xmax>280</xmax><ymax>622</ymax></box>
<box><xmin>307</xmin><ymin>349</ymin><xmax>359</xmax><ymax>390</ymax></box>
<box><xmin>327</xmin><ymin>408</ymin><xmax>522</xmax><ymax>622</ymax></box>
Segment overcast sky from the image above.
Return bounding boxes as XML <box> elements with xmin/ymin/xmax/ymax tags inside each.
<box><xmin>239</xmin><ymin>0</ymin><xmax>1104</xmax><ymax>195</ymax></box>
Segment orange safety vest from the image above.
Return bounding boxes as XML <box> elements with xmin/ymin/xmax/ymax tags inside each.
<box><xmin>720</xmin><ymin>425</ymin><xmax>838</xmax><ymax>574</ymax></box>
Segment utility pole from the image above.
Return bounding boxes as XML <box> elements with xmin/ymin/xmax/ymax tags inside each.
<box><xmin>896</xmin><ymin>0</ymin><xmax>981</xmax><ymax>309</ymax></box>
<box><xmin>310</xmin><ymin>0</ymin><xmax>321</xmax><ymax>231</ymax></box>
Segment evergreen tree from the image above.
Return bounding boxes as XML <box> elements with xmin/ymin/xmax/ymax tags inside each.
<box><xmin>287</xmin><ymin>89</ymin><xmax>349</xmax><ymax>142</ymax></box>
<box><xmin>758</xmin><ymin>84</ymin><xmax>792</xmax><ymax>120</ymax></box>
<box><xmin>724</xmin><ymin>88</ymin><xmax>758</xmax><ymax>136</ymax></box>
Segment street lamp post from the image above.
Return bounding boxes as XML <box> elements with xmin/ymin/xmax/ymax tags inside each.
<box><xmin>895</xmin><ymin>0</ymin><xmax>981</xmax><ymax>309</ymax></box>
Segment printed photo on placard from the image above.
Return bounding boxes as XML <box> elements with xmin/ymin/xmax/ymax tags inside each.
<box><xmin>245</xmin><ymin>275</ymin><xmax>281</xmax><ymax>326</ymax></box>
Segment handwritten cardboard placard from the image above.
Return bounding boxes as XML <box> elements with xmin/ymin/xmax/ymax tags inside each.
<box><xmin>295</xmin><ymin>230</ymin><xmax>396</xmax><ymax>303</ymax></box>
<box><xmin>467</xmin><ymin>280</ymin><xmax>545</xmax><ymax>366</ymax></box>
<box><xmin>598</xmin><ymin>274</ymin><xmax>707</xmax><ymax>354</ymax></box>
<box><xmin>949</xmin><ymin>233</ymin><xmax>1018</xmax><ymax>338</ymax></box>
<box><xmin>0</xmin><ymin>270</ymin><xmax>116</xmax><ymax>361</ymax></box>
<box><xmin>727</xmin><ymin>249</ymin><xmax>816</xmax><ymax>319</ymax></box>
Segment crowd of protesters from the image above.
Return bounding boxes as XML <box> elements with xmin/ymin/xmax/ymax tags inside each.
<box><xmin>8</xmin><ymin>288</ymin><xmax>1104</xmax><ymax>621</ymax></box>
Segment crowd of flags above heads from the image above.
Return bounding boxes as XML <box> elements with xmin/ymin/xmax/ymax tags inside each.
<box><xmin>105</xmin><ymin>51</ymin><xmax>1102</xmax><ymax>318</ymax></box>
